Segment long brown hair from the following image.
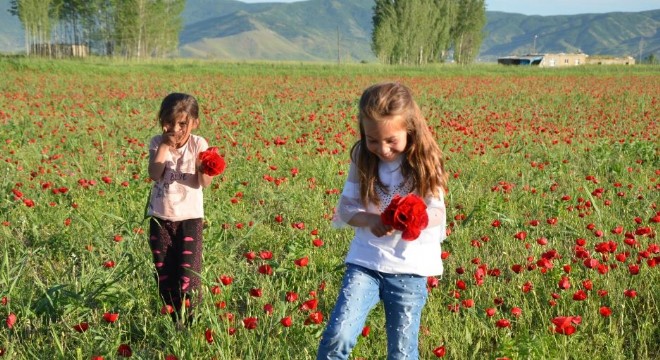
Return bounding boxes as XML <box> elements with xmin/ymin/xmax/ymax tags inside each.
<box><xmin>351</xmin><ymin>82</ymin><xmax>447</xmax><ymax>207</ymax></box>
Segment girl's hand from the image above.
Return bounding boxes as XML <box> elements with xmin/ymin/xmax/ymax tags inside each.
<box><xmin>195</xmin><ymin>157</ymin><xmax>205</xmax><ymax>173</ymax></box>
<box><xmin>367</xmin><ymin>214</ymin><xmax>394</xmax><ymax>237</ymax></box>
<box><xmin>161</xmin><ymin>126</ymin><xmax>177</xmax><ymax>148</ymax></box>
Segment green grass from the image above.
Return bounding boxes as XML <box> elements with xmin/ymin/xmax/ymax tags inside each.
<box><xmin>0</xmin><ymin>58</ymin><xmax>658</xmax><ymax>359</ymax></box>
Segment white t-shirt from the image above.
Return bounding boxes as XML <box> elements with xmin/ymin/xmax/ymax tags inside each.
<box><xmin>333</xmin><ymin>156</ymin><xmax>447</xmax><ymax>276</ymax></box>
<box><xmin>147</xmin><ymin>134</ymin><xmax>208</xmax><ymax>221</ymax></box>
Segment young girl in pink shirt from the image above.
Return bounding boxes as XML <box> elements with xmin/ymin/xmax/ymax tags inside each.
<box><xmin>147</xmin><ymin>93</ymin><xmax>217</xmax><ymax>325</ymax></box>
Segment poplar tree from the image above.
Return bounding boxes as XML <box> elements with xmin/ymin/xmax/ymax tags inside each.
<box><xmin>9</xmin><ymin>0</ymin><xmax>184</xmax><ymax>59</ymax></box>
<box><xmin>371</xmin><ymin>0</ymin><xmax>460</xmax><ymax>65</ymax></box>
<box><xmin>450</xmin><ymin>0</ymin><xmax>486</xmax><ymax>64</ymax></box>
<box><xmin>372</xmin><ymin>0</ymin><xmax>397</xmax><ymax>63</ymax></box>
<box><xmin>10</xmin><ymin>0</ymin><xmax>53</xmax><ymax>55</ymax></box>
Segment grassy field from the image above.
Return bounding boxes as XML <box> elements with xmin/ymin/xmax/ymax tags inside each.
<box><xmin>0</xmin><ymin>57</ymin><xmax>658</xmax><ymax>359</ymax></box>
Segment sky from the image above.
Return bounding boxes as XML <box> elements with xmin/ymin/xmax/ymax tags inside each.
<box><xmin>237</xmin><ymin>0</ymin><xmax>660</xmax><ymax>16</ymax></box>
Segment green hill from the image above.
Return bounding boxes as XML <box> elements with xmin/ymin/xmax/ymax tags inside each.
<box><xmin>1</xmin><ymin>0</ymin><xmax>658</xmax><ymax>62</ymax></box>
<box><xmin>180</xmin><ymin>0</ymin><xmax>374</xmax><ymax>62</ymax></box>
<box><xmin>482</xmin><ymin>10</ymin><xmax>660</xmax><ymax>61</ymax></box>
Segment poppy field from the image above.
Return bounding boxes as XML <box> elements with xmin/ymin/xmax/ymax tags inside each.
<box><xmin>0</xmin><ymin>58</ymin><xmax>658</xmax><ymax>359</ymax></box>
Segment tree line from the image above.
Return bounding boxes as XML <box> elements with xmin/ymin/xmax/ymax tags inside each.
<box><xmin>9</xmin><ymin>0</ymin><xmax>184</xmax><ymax>58</ymax></box>
<box><xmin>372</xmin><ymin>0</ymin><xmax>486</xmax><ymax>65</ymax></box>
<box><xmin>9</xmin><ymin>0</ymin><xmax>486</xmax><ymax>64</ymax></box>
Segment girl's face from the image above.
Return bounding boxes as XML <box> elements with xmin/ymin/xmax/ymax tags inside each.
<box><xmin>363</xmin><ymin>115</ymin><xmax>408</xmax><ymax>162</ymax></box>
<box><xmin>162</xmin><ymin>113</ymin><xmax>198</xmax><ymax>148</ymax></box>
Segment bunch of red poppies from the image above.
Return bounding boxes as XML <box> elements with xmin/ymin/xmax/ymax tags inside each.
<box><xmin>198</xmin><ymin>146</ymin><xmax>226</xmax><ymax>176</ymax></box>
<box><xmin>381</xmin><ymin>194</ymin><xmax>429</xmax><ymax>240</ymax></box>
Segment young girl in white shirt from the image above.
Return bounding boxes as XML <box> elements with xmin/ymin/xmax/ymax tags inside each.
<box><xmin>317</xmin><ymin>83</ymin><xmax>448</xmax><ymax>359</ymax></box>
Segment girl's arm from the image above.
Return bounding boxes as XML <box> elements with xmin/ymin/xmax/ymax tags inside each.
<box><xmin>425</xmin><ymin>189</ymin><xmax>447</xmax><ymax>228</ymax></box>
<box><xmin>195</xmin><ymin>137</ymin><xmax>214</xmax><ymax>188</ymax></box>
<box><xmin>148</xmin><ymin>142</ymin><xmax>171</xmax><ymax>181</ymax></box>
<box><xmin>196</xmin><ymin>166</ymin><xmax>213</xmax><ymax>188</ymax></box>
<box><xmin>333</xmin><ymin>161</ymin><xmax>392</xmax><ymax>237</ymax></box>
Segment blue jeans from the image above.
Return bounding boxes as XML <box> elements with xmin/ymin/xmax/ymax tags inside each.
<box><xmin>317</xmin><ymin>264</ymin><xmax>428</xmax><ymax>360</ymax></box>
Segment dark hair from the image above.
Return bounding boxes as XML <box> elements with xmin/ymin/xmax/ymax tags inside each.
<box><xmin>158</xmin><ymin>93</ymin><xmax>199</xmax><ymax>126</ymax></box>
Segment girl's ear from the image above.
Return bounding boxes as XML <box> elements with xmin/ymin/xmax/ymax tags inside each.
<box><xmin>192</xmin><ymin>117</ymin><xmax>201</xmax><ymax>129</ymax></box>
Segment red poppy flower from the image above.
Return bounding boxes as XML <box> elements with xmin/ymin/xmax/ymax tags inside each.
<box><xmin>486</xmin><ymin>308</ymin><xmax>496</xmax><ymax>317</ymax></box>
<box><xmin>205</xmin><ymin>328</ymin><xmax>214</xmax><ymax>343</ymax></box>
<box><xmin>219</xmin><ymin>275</ymin><xmax>233</xmax><ymax>286</ymax></box>
<box><xmin>258</xmin><ymin>264</ymin><xmax>273</xmax><ymax>275</ymax></box>
<box><xmin>558</xmin><ymin>276</ymin><xmax>571</xmax><ymax>290</ymax></box>
<box><xmin>572</xmin><ymin>290</ymin><xmax>588</xmax><ymax>301</ymax></box>
<box><xmin>294</xmin><ymin>257</ymin><xmax>309</xmax><ymax>267</ymax></box>
<box><xmin>161</xmin><ymin>305</ymin><xmax>174</xmax><ymax>315</ymax></box>
<box><xmin>165</xmin><ymin>355</ymin><xmax>179</xmax><ymax>360</ymax></box>
<box><xmin>495</xmin><ymin>318</ymin><xmax>511</xmax><ymax>328</ymax></box>
<box><xmin>361</xmin><ymin>325</ymin><xmax>370</xmax><ymax>337</ymax></box>
<box><xmin>103</xmin><ymin>312</ymin><xmax>119</xmax><ymax>323</ymax></box>
<box><xmin>263</xmin><ymin>304</ymin><xmax>273</xmax><ymax>315</ymax></box>
<box><xmin>117</xmin><ymin>344</ymin><xmax>132</xmax><ymax>357</ymax></box>
<box><xmin>243</xmin><ymin>317</ymin><xmax>258</xmax><ymax>329</ymax></box>
<box><xmin>286</xmin><ymin>291</ymin><xmax>298</xmax><ymax>302</ymax></box>
<box><xmin>198</xmin><ymin>147</ymin><xmax>226</xmax><ymax>176</ymax></box>
<box><xmin>628</xmin><ymin>264</ymin><xmax>640</xmax><ymax>275</ymax></box>
<box><xmin>599</xmin><ymin>306</ymin><xmax>613</xmax><ymax>317</ymax></box>
<box><xmin>455</xmin><ymin>279</ymin><xmax>467</xmax><ymax>290</ymax></box>
<box><xmin>280</xmin><ymin>316</ymin><xmax>293</xmax><ymax>327</ymax></box>
<box><xmin>624</xmin><ymin>289</ymin><xmax>637</xmax><ymax>298</ymax></box>
<box><xmin>551</xmin><ymin>316</ymin><xmax>581</xmax><ymax>335</ymax></box>
<box><xmin>6</xmin><ymin>313</ymin><xmax>16</xmax><ymax>329</ymax></box>
<box><xmin>210</xmin><ymin>285</ymin><xmax>221</xmax><ymax>295</ymax></box>
<box><xmin>249</xmin><ymin>288</ymin><xmax>262</xmax><ymax>297</ymax></box>
<box><xmin>292</xmin><ymin>222</ymin><xmax>305</xmax><ymax>230</ymax></box>
<box><xmin>244</xmin><ymin>251</ymin><xmax>256</xmax><ymax>261</ymax></box>
<box><xmin>381</xmin><ymin>194</ymin><xmax>429</xmax><ymax>240</ymax></box>
<box><xmin>514</xmin><ymin>231</ymin><xmax>527</xmax><ymax>241</ymax></box>
<box><xmin>73</xmin><ymin>322</ymin><xmax>89</xmax><ymax>332</ymax></box>
<box><xmin>305</xmin><ymin>311</ymin><xmax>323</xmax><ymax>325</ymax></box>
<box><xmin>433</xmin><ymin>346</ymin><xmax>446</xmax><ymax>357</ymax></box>
<box><xmin>300</xmin><ymin>298</ymin><xmax>318</xmax><ymax>311</ymax></box>
<box><xmin>511</xmin><ymin>307</ymin><xmax>522</xmax><ymax>317</ymax></box>
<box><xmin>511</xmin><ymin>264</ymin><xmax>523</xmax><ymax>273</ymax></box>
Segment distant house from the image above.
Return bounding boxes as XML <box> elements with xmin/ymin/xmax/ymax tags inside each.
<box><xmin>539</xmin><ymin>53</ymin><xmax>587</xmax><ymax>67</ymax></box>
<box><xmin>498</xmin><ymin>53</ymin><xmax>634</xmax><ymax>67</ymax></box>
<box><xmin>497</xmin><ymin>55</ymin><xmax>544</xmax><ymax>66</ymax></box>
<box><xmin>587</xmin><ymin>56</ymin><xmax>636</xmax><ymax>65</ymax></box>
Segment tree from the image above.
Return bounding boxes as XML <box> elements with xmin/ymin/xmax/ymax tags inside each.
<box><xmin>8</xmin><ymin>0</ymin><xmax>185</xmax><ymax>58</ymax></box>
<box><xmin>10</xmin><ymin>0</ymin><xmax>54</xmax><ymax>55</ymax></box>
<box><xmin>450</xmin><ymin>0</ymin><xmax>486</xmax><ymax>64</ymax></box>
<box><xmin>371</xmin><ymin>0</ymin><xmax>471</xmax><ymax>65</ymax></box>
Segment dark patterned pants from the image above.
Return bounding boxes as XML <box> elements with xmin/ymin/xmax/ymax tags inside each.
<box><xmin>149</xmin><ymin>217</ymin><xmax>203</xmax><ymax>322</ymax></box>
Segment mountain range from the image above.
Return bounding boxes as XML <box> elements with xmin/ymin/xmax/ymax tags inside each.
<box><xmin>1</xmin><ymin>0</ymin><xmax>658</xmax><ymax>62</ymax></box>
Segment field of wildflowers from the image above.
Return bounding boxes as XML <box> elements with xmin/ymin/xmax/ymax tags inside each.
<box><xmin>0</xmin><ymin>58</ymin><xmax>658</xmax><ymax>359</ymax></box>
